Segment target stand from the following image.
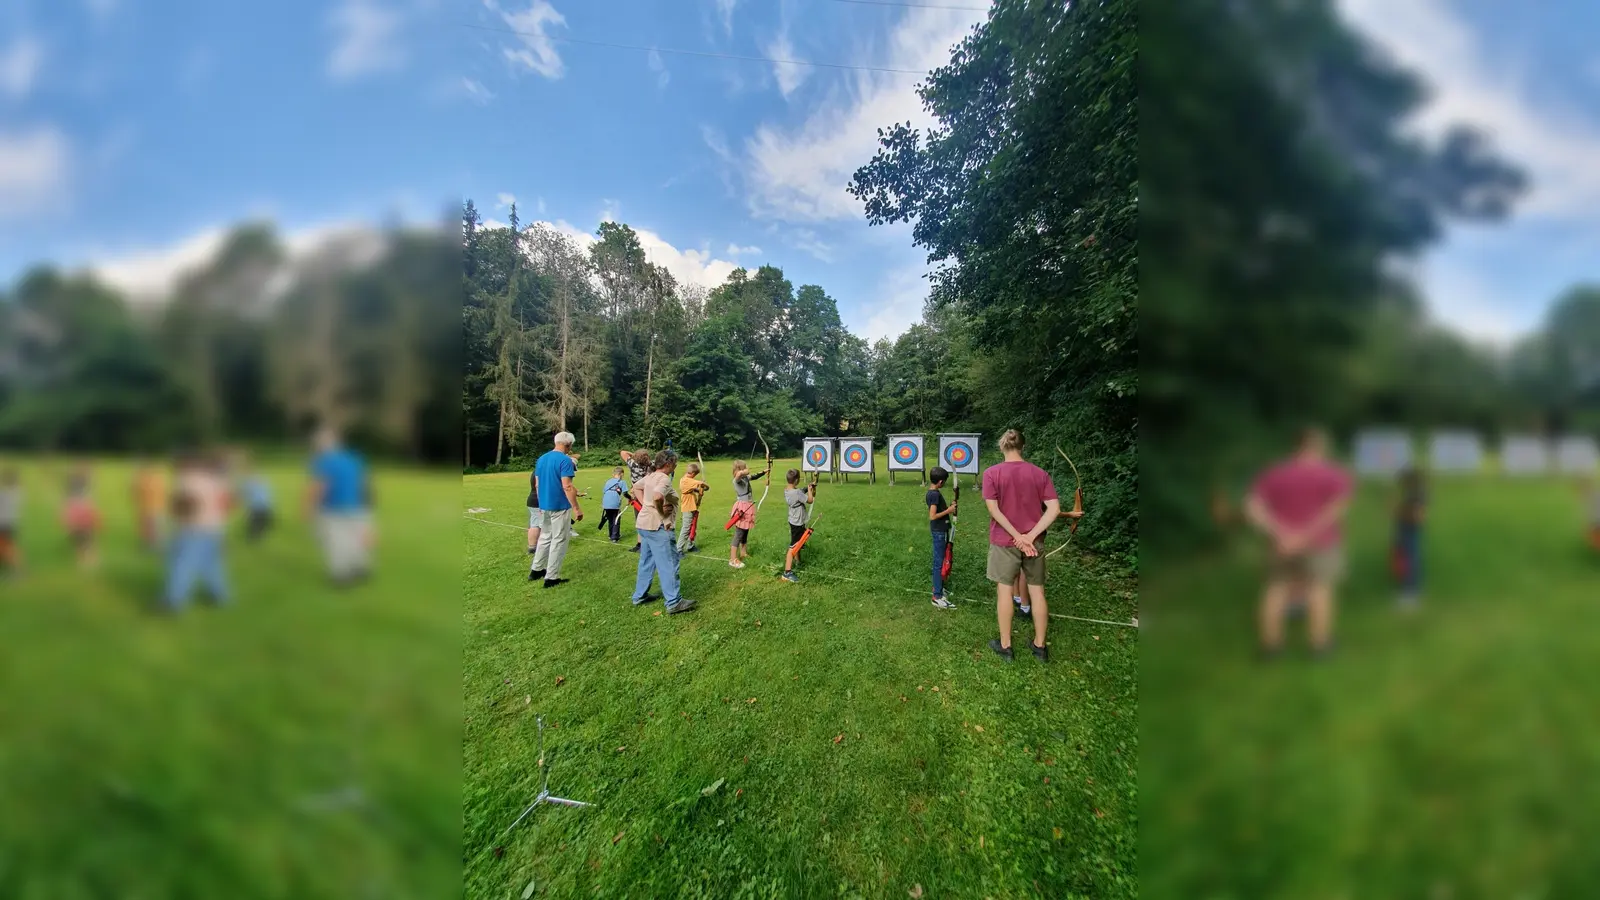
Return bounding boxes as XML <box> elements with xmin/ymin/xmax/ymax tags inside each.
<box><xmin>502</xmin><ymin>716</ymin><xmax>592</xmax><ymax>836</ymax></box>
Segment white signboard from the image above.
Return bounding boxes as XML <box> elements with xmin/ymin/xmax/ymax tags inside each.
<box><xmin>886</xmin><ymin>434</ymin><xmax>925</xmax><ymax>471</ymax></box>
<box><xmin>801</xmin><ymin>438</ymin><xmax>835</xmax><ymax>474</ymax></box>
<box><xmin>1352</xmin><ymin>429</ymin><xmax>1411</xmax><ymax>477</ymax></box>
<box><xmin>1556</xmin><ymin>435</ymin><xmax>1600</xmax><ymax>474</ymax></box>
<box><xmin>1500</xmin><ymin>435</ymin><xmax>1551</xmax><ymax>475</ymax></box>
<box><xmin>838</xmin><ymin>437</ymin><xmax>875</xmax><ymax>482</ymax></box>
<box><xmin>937</xmin><ymin>433</ymin><xmax>982</xmax><ymax>476</ymax></box>
<box><xmin>1429</xmin><ymin>430</ymin><xmax>1484</xmax><ymax>473</ymax></box>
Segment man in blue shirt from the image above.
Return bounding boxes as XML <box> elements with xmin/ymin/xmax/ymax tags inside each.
<box><xmin>307</xmin><ymin>427</ymin><xmax>372</xmax><ymax>586</ymax></box>
<box><xmin>529</xmin><ymin>431</ymin><xmax>584</xmax><ymax>588</ymax></box>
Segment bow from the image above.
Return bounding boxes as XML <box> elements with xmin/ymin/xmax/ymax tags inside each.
<box><xmin>941</xmin><ymin>472</ymin><xmax>959</xmax><ymax>580</ymax></box>
<box><xmin>754</xmin><ymin>429</ymin><xmax>773</xmax><ymax>513</ymax></box>
<box><xmin>1042</xmin><ymin>445</ymin><xmax>1084</xmax><ymax>559</ymax></box>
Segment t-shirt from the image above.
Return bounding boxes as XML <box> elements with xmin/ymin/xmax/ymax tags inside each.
<box><xmin>1250</xmin><ymin>457</ymin><xmax>1354</xmax><ymax>550</ymax></box>
<box><xmin>133</xmin><ymin>470</ymin><xmax>165</xmax><ymax>513</ymax></box>
<box><xmin>311</xmin><ymin>449</ymin><xmax>367</xmax><ymax>512</ymax></box>
<box><xmin>926</xmin><ymin>488</ymin><xmax>950</xmax><ymax>534</ymax></box>
<box><xmin>243</xmin><ymin>476</ymin><xmax>271</xmax><ymax>511</ymax></box>
<box><xmin>0</xmin><ymin>486</ymin><xmax>19</xmax><ymax>527</ymax></box>
<box><xmin>982</xmin><ymin>460</ymin><xmax>1060</xmax><ymax>548</ymax></box>
<box><xmin>176</xmin><ymin>469</ymin><xmax>230</xmax><ymax>532</ymax></box>
<box><xmin>627</xmin><ymin>457</ymin><xmax>651</xmax><ymax>484</ymax></box>
<box><xmin>602</xmin><ymin>477</ymin><xmax>626</xmax><ymax>510</ymax></box>
<box><xmin>679</xmin><ymin>475</ymin><xmax>708</xmax><ymax>513</ymax></box>
<box><xmin>785</xmin><ymin>487</ymin><xmax>809</xmax><ymax>526</ymax></box>
<box><xmin>634</xmin><ymin>472</ymin><xmax>678</xmax><ymax>530</ymax></box>
<box><xmin>1396</xmin><ymin>481</ymin><xmax>1425</xmax><ymax>527</ymax></box>
<box><xmin>534</xmin><ymin>450</ymin><xmax>577</xmax><ymax>511</ymax></box>
<box><xmin>733</xmin><ymin>469</ymin><xmax>764</xmax><ymax>503</ymax></box>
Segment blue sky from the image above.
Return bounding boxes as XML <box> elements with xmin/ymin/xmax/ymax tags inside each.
<box><xmin>1</xmin><ymin>1</ymin><xmax>1594</xmax><ymax>345</ymax></box>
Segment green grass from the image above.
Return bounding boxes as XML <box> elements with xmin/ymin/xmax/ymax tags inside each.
<box><xmin>464</xmin><ymin>454</ymin><xmax>1137</xmax><ymax>899</ymax></box>
<box><xmin>1141</xmin><ymin>473</ymin><xmax>1600</xmax><ymax>899</ymax></box>
<box><xmin>0</xmin><ymin>458</ymin><xmax>460</xmax><ymax>899</ymax></box>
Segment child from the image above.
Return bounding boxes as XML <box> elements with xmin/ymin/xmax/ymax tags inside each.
<box><xmin>0</xmin><ymin>468</ymin><xmax>21</xmax><ymax>577</ymax></box>
<box><xmin>598</xmin><ymin>466</ymin><xmax>626</xmax><ymax>542</ymax></box>
<box><xmin>780</xmin><ymin>469</ymin><xmax>815</xmax><ymax>583</ymax></box>
<box><xmin>726</xmin><ymin>459</ymin><xmax>768</xmax><ymax>569</ymax></box>
<box><xmin>164</xmin><ymin>451</ymin><xmax>232</xmax><ymax>611</ymax></box>
<box><xmin>131</xmin><ymin>460</ymin><xmax>166</xmax><ymax>551</ymax></box>
<box><xmin>1392</xmin><ymin>466</ymin><xmax>1426</xmax><ymax>610</ymax></box>
<box><xmin>62</xmin><ymin>465</ymin><xmax>100</xmax><ymax>570</ymax></box>
<box><xmin>621</xmin><ymin>447</ymin><xmax>653</xmax><ymax>553</ymax></box>
<box><xmin>927</xmin><ymin>466</ymin><xmax>957</xmax><ymax>608</ymax></box>
<box><xmin>677</xmin><ymin>461</ymin><xmax>709</xmax><ymax>554</ymax></box>
<box><xmin>239</xmin><ymin>458</ymin><xmax>274</xmax><ymax>542</ymax></box>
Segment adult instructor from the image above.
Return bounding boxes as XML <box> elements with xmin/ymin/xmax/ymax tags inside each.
<box><xmin>528</xmin><ymin>431</ymin><xmax>584</xmax><ymax>589</ymax></box>
<box><xmin>982</xmin><ymin>429</ymin><xmax>1078</xmax><ymax>663</ymax></box>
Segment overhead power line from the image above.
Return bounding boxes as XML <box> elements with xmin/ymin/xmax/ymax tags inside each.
<box><xmin>455</xmin><ymin>23</ymin><xmax>933</xmax><ymax>75</ymax></box>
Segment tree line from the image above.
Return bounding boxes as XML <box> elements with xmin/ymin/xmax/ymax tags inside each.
<box><xmin>0</xmin><ymin>223</ymin><xmax>461</xmax><ymax>462</ymax></box>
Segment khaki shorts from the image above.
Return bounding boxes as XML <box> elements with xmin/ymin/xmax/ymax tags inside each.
<box><xmin>986</xmin><ymin>544</ymin><xmax>1046</xmax><ymax>586</ymax></box>
<box><xmin>1270</xmin><ymin>544</ymin><xmax>1345</xmax><ymax>584</ymax></box>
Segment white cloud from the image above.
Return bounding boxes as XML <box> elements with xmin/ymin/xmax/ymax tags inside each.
<box><xmin>738</xmin><ymin>8</ymin><xmax>984</xmax><ymax>223</ymax></box>
<box><xmin>787</xmin><ymin>228</ymin><xmax>834</xmax><ymax>263</ymax></box>
<box><xmin>853</xmin><ymin>263</ymin><xmax>931</xmax><ymax>342</ymax></box>
<box><xmin>492</xmin><ymin>0</ymin><xmax>565</xmax><ymax>80</ymax></box>
<box><xmin>496</xmin><ymin>192</ymin><xmax>517</xmax><ymax>209</ymax></box>
<box><xmin>0</xmin><ymin>126</ymin><xmax>70</xmax><ymax>221</ymax></box>
<box><xmin>536</xmin><ymin>196</ymin><xmax>547</xmax><ymax>215</ymax></box>
<box><xmin>715</xmin><ymin>0</ymin><xmax>739</xmax><ymax>37</ymax></box>
<box><xmin>327</xmin><ymin>0</ymin><xmax>407</xmax><ymax>80</ymax></box>
<box><xmin>462</xmin><ymin>76</ymin><xmax>493</xmax><ymax>104</ymax></box>
<box><xmin>726</xmin><ymin>243</ymin><xmax>761</xmax><ymax>257</ymax></box>
<box><xmin>0</xmin><ymin>36</ymin><xmax>44</xmax><ymax>100</ymax></box>
<box><xmin>520</xmin><ymin>215</ymin><xmax>746</xmax><ymax>294</ymax></box>
<box><xmin>1338</xmin><ymin>0</ymin><xmax>1600</xmax><ymax>223</ymax></box>
<box><xmin>766</xmin><ymin>31</ymin><xmax>808</xmax><ymax>99</ymax></box>
<box><xmin>646</xmin><ymin>49</ymin><xmax>670</xmax><ymax>89</ymax></box>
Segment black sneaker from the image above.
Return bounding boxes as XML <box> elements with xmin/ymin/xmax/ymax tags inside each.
<box><xmin>988</xmin><ymin>639</ymin><xmax>1014</xmax><ymax>662</ymax></box>
<box><xmin>529</xmin><ymin>569</ymin><xmax>546</xmax><ymax>582</ymax></box>
<box><xmin>528</xmin><ymin>546</ymin><xmax>538</xmax><ymax>555</ymax></box>
<box><xmin>543</xmin><ymin>578</ymin><xmax>569</xmax><ymax>589</ymax></box>
<box><xmin>667</xmin><ymin>599</ymin><xmax>698</xmax><ymax>615</ymax></box>
<box><xmin>629</xmin><ymin>544</ymin><xmax>641</xmax><ymax>553</ymax></box>
<box><xmin>632</xmin><ymin>593</ymin><xmax>659</xmax><ymax>606</ymax></box>
<box><xmin>1029</xmin><ymin>641</ymin><xmax>1048</xmax><ymax>663</ymax></box>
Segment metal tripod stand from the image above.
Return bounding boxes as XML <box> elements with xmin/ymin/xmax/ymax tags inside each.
<box><xmin>503</xmin><ymin>715</ymin><xmax>592</xmax><ymax>834</ymax></box>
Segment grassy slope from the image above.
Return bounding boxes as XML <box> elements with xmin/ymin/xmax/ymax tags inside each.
<box><xmin>0</xmin><ymin>459</ymin><xmax>460</xmax><ymax>900</ymax></box>
<box><xmin>1142</xmin><ymin>474</ymin><xmax>1600</xmax><ymax>899</ymax></box>
<box><xmin>464</xmin><ymin>454</ymin><xmax>1137</xmax><ymax>899</ymax></box>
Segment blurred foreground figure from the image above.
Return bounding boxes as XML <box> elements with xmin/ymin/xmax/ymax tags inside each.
<box><xmin>308</xmin><ymin>427</ymin><xmax>373</xmax><ymax>587</ymax></box>
<box><xmin>0</xmin><ymin>468</ymin><xmax>21</xmax><ymax>576</ymax></box>
<box><xmin>1391</xmin><ymin>466</ymin><xmax>1426</xmax><ymax>611</ymax></box>
<box><xmin>62</xmin><ymin>465</ymin><xmax>101</xmax><ymax>571</ymax></box>
<box><xmin>163</xmin><ymin>451</ymin><xmax>232</xmax><ymax>612</ymax></box>
<box><xmin>132</xmin><ymin>460</ymin><xmax>167</xmax><ymax>552</ymax></box>
<box><xmin>1245</xmin><ymin>428</ymin><xmax>1353</xmax><ymax>659</ymax></box>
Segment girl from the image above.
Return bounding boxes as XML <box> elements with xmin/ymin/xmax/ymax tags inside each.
<box><xmin>621</xmin><ymin>447</ymin><xmax>653</xmax><ymax>553</ymax></box>
<box><xmin>62</xmin><ymin>465</ymin><xmax>100</xmax><ymax>570</ymax></box>
<box><xmin>725</xmin><ymin>458</ymin><xmax>768</xmax><ymax>569</ymax></box>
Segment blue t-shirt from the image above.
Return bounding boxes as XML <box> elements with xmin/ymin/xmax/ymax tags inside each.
<box><xmin>244</xmin><ymin>476</ymin><xmax>272</xmax><ymax>511</ymax></box>
<box><xmin>311</xmin><ymin>449</ymin><xmax>366</xmax><ymax>512</ymax></box>
<box><xmin>602</xmin><ymin>477</ymin><xmax>625</xmax><ymax>510</ymax></box>
<box><xmin>535</xmin><ymin>450</ymin><xmax>577</xmax><ymax>511</ymax></box>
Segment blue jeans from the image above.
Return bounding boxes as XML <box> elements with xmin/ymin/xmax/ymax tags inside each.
<box><xmin>165</xmin><ymin>529</ymin><xmax>228</xmax><ymax>610</ymax></box>
<box><xmin>633</xmin><ymin>526</ymin><xmax>683</xmax><ymax>607</ymax></box>
<box><xmin>1395</xmin><ymin>524</ymin><xmax>1421</xmax><ymax>592</ymax></box>
<box><xmin>931</xmin><ymin>529</ymin><xmax>949</xmax><ymax>598</ymax></box>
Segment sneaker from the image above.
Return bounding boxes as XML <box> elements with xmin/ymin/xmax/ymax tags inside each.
<box><xmin>931</xmin><ymin>596</ymin><xmax>957</xmax><ymax>610</ymax></box>
<box><xmin>729</xmin><ymin>560</ymin><xmax>745</xmax><ymax>569</ymax></box>
<box><xmin>988</xmin><ymin>638</ymin><xmax>1014</xmax><ymax>662</ymax></box>
<box><xmin>689</xmin><ymin>545</ymin><xmax>700</xmax><ymax>553</ymax></box>
<box><xmin>667</xmin><ymin>599</ymin><xmax>698</xmax><ymax>615</ymax></box>
<box><xmin>632</xmin><ymin>593</ymin><xmax>659</xmax><ymax>606</ymax></box>
<box><xmin>1014</xmin><ymin>596</ymin><xmax>1031</xmax><ymax>615</ymax></box>
<box><xmin>781</xmin><ymin>571</ymin><xmax>799</xmax><ymax>583</ymax></box>
<box><xmin>528</xmin><ymin>568</ymin><xmax>546</xmax><ymax>581</ymax></box>
<box><xmin>543</xmin><ymin>578</ymin><xmax>569</xmax><ymax>589</ymax></box>
<box><xmin>629</xmin><ymin>544</ymin><xmax>641</xmax><ymax>553</ymax></box>
<box><xmin>1029</xmin><ymin>641</ymin><xmax>1048</xmax><ymax>662</ymax></box>
<box><xmin>528</xmin><ymin>546</ymin><xmax>538</xmax><ymax>555</ymax></box>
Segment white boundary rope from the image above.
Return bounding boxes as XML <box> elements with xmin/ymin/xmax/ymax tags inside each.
<box><xmin>465</xmin><ymin>514</ymin><xmax>1137</xmax><ymax>629</ymax></box>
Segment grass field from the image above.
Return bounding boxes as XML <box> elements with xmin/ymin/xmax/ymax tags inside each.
<box><xmin>1141</xmin><ymin>473</ymin><xmax>1600</xmax><ymax>898</ymax></box>
<box><xmin>0</xmin><ymin>458</ymin><xmax>460</xmax><ymax>899</ymax></box>
<box><xmin>463</xmin><ymin>453</ymin><xmax>1137</xmax><ymax>899</ymax></box>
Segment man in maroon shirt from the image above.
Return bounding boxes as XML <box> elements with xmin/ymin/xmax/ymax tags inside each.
<box><xmin>1245</xmin><ymin>427</ymin><xmax>1354</xmax><ymax>658</ymax></box>
<box><xmin>981</xmin><ymin>429</ymin><xmax>1082</xmax><ymax>662</ymax></box>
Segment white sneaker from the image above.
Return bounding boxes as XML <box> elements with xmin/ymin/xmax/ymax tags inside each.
<box><xmin>931</xmin><ymin>596</ymin><xmax>957</xmax><ymax>609</ymax></box>
<box><xmin>729</xmin><ymin>560</ymin><xmax>745</xmax><ymax>569</ymax></box>
<box><xmin>1015</xmin><ymin>596</ymin><xmax>1031</xmax><ymax>615</ymax></box>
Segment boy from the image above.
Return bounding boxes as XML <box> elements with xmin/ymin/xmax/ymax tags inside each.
<box><xmin>597</xmin><ymin>466</ymin><xmax>627</xmax><ymax>542</ymax></box>
<box><xmin>677</xmin><ymin>460</ymin><xmax>709</xmax><ymax>554</ymax></box>
<box><xmin>62</xmin><ymin>465</ymin><xmax>100</xmax><ymax>571</ymax></box>
<box><xmin>621</xmin><ymin>447</ymin><xmax>653</xmax><ymax>552</ymax></box>
<box><xmin>927</xmin><ymin>466</ymin><xmax>958</xmax><ymax>608</ymax></box>
<box><xmin>131</xmin><ymin>460</ymin><xmax>167</xmax><ymax>551</ymax></box>
<box><xmin>0</xmin><ymin>469</ymin><xmax>21</xmax><ymax>576</ymax></box>
<box><xmin>726</xmin><ymin>459</ymin><xmax>768</xmax><ymax>569</ymax></box>
<box><xmin>164</xmin><ymin>451</ymin><xmax>232</xmax><ymax>611</ymax></box>
<box><xmin>779</xmin><ymin>469</ymin><xmax>815</xmax><ymax>584</ymax></box>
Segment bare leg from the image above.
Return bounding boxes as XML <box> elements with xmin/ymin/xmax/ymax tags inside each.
<box><xmin>995</xmin><ymin>581</ymin><xmax>1014</xmax><ymax>649</ymax></box>
<box><xmin>1307</xmin><ymin>581</ymin><xmax>1335</xmax><ymax>650</ymax></box>
<box><xmin>1028</xmin><ymin>583</ymin><xmax>1047</xmax><ymax>647</ymax></box>
<box><xmin>1259</xmin><ymin>578</ymin><xmax>1290</xmax><ymax>651</ymax></box>
<box><xmin>527</xmin><ymin>526</ymin><xmax>540</xmax><ymax>554</ymax></box>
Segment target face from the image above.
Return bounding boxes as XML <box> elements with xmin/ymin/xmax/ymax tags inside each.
<box><xmin>893</xmin><ymin>440</ymin><xmax>919</xmax><ymax>464</ymax></box>
<box><xmin>943</xmin><ymin>442</ymin><xmax>974</xmax><ymax>468</ymax></box>
<box><xmin>843</xmin><ymin>445</ymin><xmax>868</xmax><ymax>468</ymax></box>
<box><xmin>806</xmin><ymin>444</ymin><xmax>829</xmax><ymax>468</ymax></box>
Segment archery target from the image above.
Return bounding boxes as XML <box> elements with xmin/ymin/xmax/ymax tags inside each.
<box><xmin>938</xmin><ymin>433</ymin><xmax>982</xmax><ymax>475</ymax></box>
<box><xmin>887</xmin><ymin>434</ymin><xmax>924</xmax><ymax>471</ymax></box>
<box><xmin>1429</xmin><ymin>430</ymin><xmax>1484</xmax><ymax>473</ymax></box>
<box><xmin>1556</xmin><ymin>435</ymin><xmax>1600</xmax><ymax>473</ymax></box>
<box><xmin>840</xmin><ymin>438</ymin><xmax>873</xmax><ymax>472</ymax></box>
<box><xmin>1500</xmin><ymin>435</ymin><xmax>1551</xmax><ymax>475</ymax></box>
<box><xmin>1352</xmin><ymin>429</ymin><xmax>1411</xmax><ymax>477</ymax></box>
<box><xmin>802</xmin><ymin>438</ymin><xmax>834</xmax><ymax>472</ymax></box>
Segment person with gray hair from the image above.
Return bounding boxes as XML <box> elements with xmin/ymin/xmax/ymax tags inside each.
<box><xmin>528</xmin><ymin>431</ymin><xmax>584</xmax><ymax>588</ymax></box>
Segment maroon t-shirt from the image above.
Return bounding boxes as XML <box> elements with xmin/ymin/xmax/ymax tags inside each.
<box><xmin>1250</xmin><ymin>457</ymin><xmax>1353</xmax><ymax>549</ymax></box>
<box><xmin>982</xmin><ymin>460</ymin><xmax>1060</xmax><ymax>548</ymax></box>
